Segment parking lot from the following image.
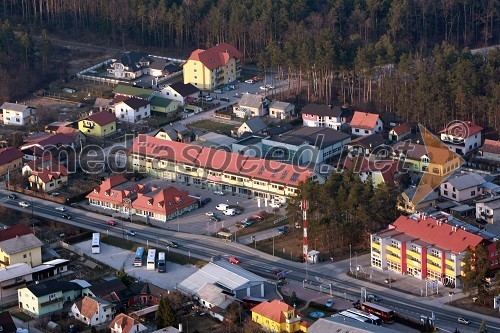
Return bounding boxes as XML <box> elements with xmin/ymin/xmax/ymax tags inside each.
<box><xmin>73</xmin><ymin>239</ymin><xmax>198</xmax><ymax>290</ymax></box>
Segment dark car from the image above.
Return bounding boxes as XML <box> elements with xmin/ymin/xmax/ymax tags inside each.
<box><xmin>200</xmin><ymin>198</ymin><xmax>212</xmax><ymax>206</ymax></box>
<box><xmin>61</xmin><ymin>213</ymin><xmax>72</xmax><ymax>220</ymax></box>
<box><xmin>166</xmin><ymin>240</ymin><xmax>178</xmax><ymax>248</ymax></box>
<box><xmin>384</xmin><ymin>278</ymin><xmax>396</xmax><ymax>284</ymax></box>
<box><xmin>220</xmin><ymin>97</ymin><xmax>230</xmax><ymax>102</ymax></box>
<box><xmin>210</xmin><ymin>216</ymin><xmax>221</xmax><ymax>222</ymax></box>
<box><xmin>7</xmin><ymin>194</ymin><xmax>17</xmax><ymax>199</ymax></box>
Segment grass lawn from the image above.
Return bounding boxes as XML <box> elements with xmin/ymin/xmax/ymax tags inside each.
<box><xmin>188</xmin><ymin>119</ymin><xmax>237</xmax><ymax>134</ymax></box>
<box><xmin>11</xmin><ymin>312</ymin><xmax>33</xmax><ymax>322</ymax></box>
<box><xmin>449</xmin><ymin>295</ymin><xmax>499</xmax><ymax>317</ymax></box>
<box><xmin>254</xmin><ymin>230</ymin><xmax>304</xmax><ymax>261</ymax></box>
<box><xmin>102</xmin><ymin>235</ymin><xmax>207</xmax><ymax>267</ymax></box>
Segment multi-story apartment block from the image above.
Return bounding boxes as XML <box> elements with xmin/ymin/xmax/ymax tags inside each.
<box><xmin>183</xmin><ymin>43</ymin><xmax>242</xmax><ymax>90</ymax></box>
<box><xmin>371</xmin><ymin>214</ymin><xmax>499</xmax><ymax>288</ymax></box>
<box><xmin>129</xmin><ymin>135</ymin><xmax>324</xmax><ymax>203</ymax></box>
<box><xmin>1</xmin><ymin>102</ymin><xmax>36</xmax><ymax>126</ymax></box>
<box><xmin>439</xmin><ymin>121</ymin><xmax>483</xmax><ymax>155</ymax></box>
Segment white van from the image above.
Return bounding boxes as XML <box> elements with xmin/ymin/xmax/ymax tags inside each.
<box><xmin>223</xmin><ymin>209</ymin><xmax>236</xmax><ymax>216</ymax></box>
<box><xmin>216</xmin><ymin>203</ymin><xmax>230</xmax><ymax>211</ymax></box>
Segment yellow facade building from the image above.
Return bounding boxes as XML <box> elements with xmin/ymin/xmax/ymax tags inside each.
<box><xmin>0</xmin><ymin>225</ymin><xmax>43</xmax><ymax>268</ymax></box>
<box><xmin>183</xmin><ymin>43</ymin><xmax>242</xmax><ymax>90</ymax></box>
<box><xmin>78</xmin><ymin>110</ymin><xmax>118</xmax><ymax>137</ymax></box>
<box><xmin>251</xmin><ymin>299</ymin><xmax>310</xmax><ymax>332</ymax></box>
<box><xmin>0</xmin><ymin>147</ymin><xmax>23</xmax><ymax>179</ymax></box>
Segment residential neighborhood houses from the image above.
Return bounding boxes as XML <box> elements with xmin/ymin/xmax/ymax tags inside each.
<box><xmin>0</xmin><ymin>36</ymin><xmax>497</xmax><ymax>333</ymax></box>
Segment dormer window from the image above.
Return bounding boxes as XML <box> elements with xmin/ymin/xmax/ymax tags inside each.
<box><xmin>147</xmin><ymin>201</ymin><xmax>152</xmax><ymax>206</ymax></box>
<box><xmin>158</xmin><ymin>203</ymin><xmax>162</xmax><ymax>207</ymax></box>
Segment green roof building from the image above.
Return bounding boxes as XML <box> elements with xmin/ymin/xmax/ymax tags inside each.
<box><xmin>150</xmin><ymin>97</ymin><xmax>179</xmax><ymax>114</ymax></box>
<box><xmin>113</xmin><ymin>84</ymin><xmax>154</xmax><ymax>100</ymax></box>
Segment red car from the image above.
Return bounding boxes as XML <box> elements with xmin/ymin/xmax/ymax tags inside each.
<box><xmin>106</xmin><ymin>220</ymin><xmax>117</xmax><ymax>226</ymax></box>
<box><xmin>252</xmin><ymin>214</ymin><xmax>263</xmax><ymax>220</ymax></box>
<box><xmin>229</xmin><ymin>257</ymin><xmax>241</xmax><ymax>264</ymax></box>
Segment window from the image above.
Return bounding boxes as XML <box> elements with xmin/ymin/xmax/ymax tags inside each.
<box><xmin>471</xmin><ymin>190</ymin><xmax>475</xmax><ymax>196</ymax></box>
<box><xmin>452</xmin><ymin>193</ymin><xmax>456</xmax><ymax>199</ymax></box>
<box><xmin>194</xmin><ymin>69</ymin><xmax>197</xmax><ymax>72</ymax></box>
<box><xmin>444</xmin><ymin>184</ymin><xmax>447</xmax><ymax>189</ymax></box>
<box><xmin>444</xmin><ymin>190</ymin><xmax>448</xmax><ymax>195</ymax></box>
<box><xmin>355</xmin><ymin>128</ymin><xmax>359</xmax><ymax>132</ymax></box>
<box><xmin>23</xmin><ymin>254</ymin><xmax>27</xmax><ymax>258</ymax></box>
<box><xmin>365</xmin><ymin>130</ymin><xmax>369</xmax><ymax>134</ymax></box>
<box><xmin>194</xmin><ymin>76</ymin><xmax>197</xmax><ymax>79</ymax></box>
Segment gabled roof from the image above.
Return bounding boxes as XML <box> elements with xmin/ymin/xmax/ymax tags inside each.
<box><xmin>132</xmin><ymin>186</ymin><xmax>197</xmax><ymax>216</ymax></box>
<box><xmin>118</xmin><ymin>97</ymin><xmax>149</xmax><ymax>110</ymax></box>
<box><xmin>27</xmin><ymin>280</ymin><xmax>82</xmax><ymax>297</ymax></box>
<box><xmin>21</xmin><ymin>133</ymin><xmax>74</xmax><ymax>149</ymax></box>
<box><xmin>0</xmin><ymin>233</ymin><xmax>44</xmax><ymax>255</ymax></box>
<box><xmin>75</xmin><ymin>296</ymin><xmax>112</xmax><ymax>319</ymax></box>
<box><xmin>302</xmin><ymin>104</ymin><xmax>334</xmax><ymax>117</ymax></box>
<box><xmin>30</xmin><ymin>164</ymin><xmax>68</xmax><ymax>183</ymax></box>
<box><xmin>445</xmin><ymin>173</ymin><xmax>485</xmax><ymax>190</ymax></box>
<box><xmin>269</xmin><ymin>127</ymin><xmax>351</xmax><ymax>149</ymax></box>
<box><xmin>113</xmin><ymin>84</ymin><xmax>154</xmax><ymax>100</ymax></box>
<box><xmin>439</xmin><ymin>121</ymin><xmax>483</xmax><ymax>138</ymax></box>
<box><xmin>0</xmin><ymin>102</ymin><xmax>34</xmax><ymax>113</ymax></box>
<box><xmin>167</xmin><ymin>82</ymin><xmax>199</xmax><ymax>97</ymax></box>
<box><xmin>114</xmin><ymin>51</ymin><xmax>151</xmax><ymax>71</ymax></box>
<box><xmin>242</xmin><ymin>117</ymin><xmax>267</xmax><ymax>133</ymax></box>
<box><xmin>129</xmin><ymin>282</ymin><xmax>168</xmax><ymax>298</ymax></box>
<box><xmin>196</xmin><ymin>283</ymin><xmax>233</xmax><ymax>310</ymax></box>
<box><xmin>148</xmin><ymin>57</ymin><xmax>167</xmax><ymax>71</ymax></box>
<box><xmin>0</xmin><ymin>224</ymin><xmax>31</xmax><ymax>242</ymax></box>
<box><xmin>269</xmin><ymin>101</ymin><xmax>293</xmax><ymax>111</ymax></box>
<box><xmin>0</xmin><ymin>263</ymin><xmax>32</xmax><ymax>282</ymax></box>
<box><xmin>86</xmin><ymin>175</ymin><xmax>142</xmax><ymax>206</ymax></box>
<box><xmin>89</xmin><ymin>278</ymin><xmax>128</xmax><ymax>301</ymax></box>
<box><xmin>391</xmin><ymin>122</ymin><xmax>412</xmax><ymax>135</ymax></box>
<box><xmin>392</xmin><ymin>141</ymin><xmax>427</xmax><ymax>159</ymax></box>
<box><xmin>238</xmin><ymin>94</ymin><xmax>264</xmax><ymax>109</ymax></box>
<box><xmin>348</xmin><ymin>133</ymin><xmax>386</xmax><ymax>149</ymax></box>
<box><xmin>264</xmin><ymin>123</ymin><xmax>295</xmax><ymax>136</ymax></box>
<box><xmin>186</xmin><ymin>43</ymin><xmax>242</xmax><ymax>70</ymax></box>
<box><xmin>251</xmin><ymin>299</ymin><xmax>294</xmax><ymax>323</ymax></box>
<box><xmin>350</xmin><ymin>111</ymin><xmax>381</xmax><ymax>130</ymax></box>
<box><xmin>150</xmin><ymin>97</ymin><xmax>177</xmax><ymax>108</ymax></box>
<box><xmin>391</xmin><ymin>215</ymin><xmax>484</xmax><ymax>253</ymax></box>
<box><xmin>403</xmin><ymin>185</ymin><xmax>439</xmax><ymax>203</ymax></box>
<box><xmin>0</xmin><ymin>147</ymin><xmax>23</xmax><ymax>166</ymax></box>
<box><xmin>481</xmin><ymin>139</ymin><xmax>500</xmax><ymax>155</ymax></box>
<box><xmin>84</xmin><ymin>111</ymin><xmax>118</xmax><ymax>127</ymax></box>
<box><xmin>109</xmin><ymin>314</ymin><xmax>144</xmax><ymax>333</ymax></box>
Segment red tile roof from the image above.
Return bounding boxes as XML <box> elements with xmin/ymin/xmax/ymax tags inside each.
<box><xmin>31</xmin><ymin>164</ymin><xmax>68</xmax><ymax>183</ymax></box>
<box><xmin>109</xmin><ymin>313</ymin><xmax>140</xmax><ymax>333</ymax></box>
<box><xmin>22</xmin><ymin>133</ymin><xmax>74</xmax><ymax>149</ymax></box>
<box><xmin>392</xmin><ymin>215</ymin><xmax>484</xmax><ymax>253</ymax></box>
<box><xmin>186</xmin><ymin>43</ymin><xmax>242</xmax><ymax>70</ymax></box>
<box><xmin>85</xmin><ymin>111</ymin><xmax>118</xmax><ymax>126</ymax></box>
<box><xmin>439</xmin><ymin>121</ymin><xmax>483</xmax><ymax>137</ymax></box>
<box><xmin>0</xmin><ymin>147</ymin><xmax>23</xmax><ymax>166</ymax></box>
<box><xmin>53</xmin><ymin>127</ymin><xmax>82</xmax><ymax>140</ymax></box>
<box><xmin>24</xmin><ymin>155</ymin><xmax>57</xmax><ymax>172</ymax></box>
<box><xmin>350</xmin><ymin>111</ymin><xmax>381</xmax><ymax>130</ymax></box>
<box><xmin>86</xmin><ymin>175</ymin><xmax>143</xmax><ymax>206</ymax></box>
<box><xmin>75</xmin><ymin>296</ymin><xmax>99</xmax><ymax>320</ymax></box>
<box><xmin>0</xmin><ymin>224</ymin><xmax>31</xmax><ymax>242</ymax></box>
<box><xmin>481</xmin><ymin>139</ymin><xmax>500</xmax><ymax>155</ymax></box>
<box><xmin>131</xmin><ymin>135</ymin><xmax>314</xmax><ymax>187</ymax></box>
<box><xmin>132</xmin><ymin>186</ymin><xmax>197</xmax><ymax>216</ymax></box>
<box><xmin>251</xmin><ymin>300</ymin><xmax>295</xmax><ymax>323</ymax></box>
<box><xmin>391</xmin><ymin>122</ymin><xmax>412</xmax><ymax>135</ymax></box>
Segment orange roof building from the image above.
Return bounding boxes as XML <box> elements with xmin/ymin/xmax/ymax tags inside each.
<box><xmin>109</xmin><ymin>313</ymin><xmax>146</xmax><ymax>333</ymax></box>
<box><xmin>350</xmin><ymin>111</ymin><xmax>383</xmax><ymax>136</ymax></box>
<box><xmin>71</xmin><ymin>296</ymin><xmax>114</xmax><ymax>326</ymax></box>
<box><xmin>28</xmin><ymin>164</ymin><xmax>68</xmax><ymax>192</ymax></box>
<box><xmin>86</xmin><ymin>175</ymin><xmax>144</xmax><ymax>214</ymax></box>
<box><xmin>251</xmin><ymin>299</ymin><xmax>308</xmax><ymax>332</ymax></box>
<box><xmin>183</xmin><ymin>43</ymin><xmax>243</xmax><ymax>90</ymax></box>
<box><xmin>371</xmin><ymin>214</ymin><xmax>497</xmax><ymax>288</ymax></box>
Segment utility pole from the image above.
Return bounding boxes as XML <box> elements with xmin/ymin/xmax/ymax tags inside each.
<box><xmin>349</xmin><ymin>244</ymin><xmax>352</xmax><ymax>274</ymax></box>
<box><xmin>301</xmin><ymin>200</ymin><xmax>309</xmax><ymax>262</ymax></box>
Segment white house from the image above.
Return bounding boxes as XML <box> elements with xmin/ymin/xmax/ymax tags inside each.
<box><xmin>301</xmin><ymin>104</ymin><xmax>352</xmax><ymax>130</ymax></box>
<box><xmin>1</xmin><ymin>102</ymin><xmax>36</xmax><ymax>126</ymax></box>
<box><xmin>439</xmin><ymin>121</ymin><xmax>483</xmax><ymax>155</ymax></box>
<box><xmin>350</xmin><ymin>111</ymin><xmax>383</xmax><ymax>136</ymax></box>
<box><xmin>160</xmin><ymin>82</ymin><xmax>199</xmax><ymax>106</ymax></box>
<box><xmin>476</xmin><ymin>196</ymin><xmax>500</xmax><ymax>224</ymax></box>
<box><xmin>268</xmin><ymin>101</ymin><xmax>294</xmax><ymax>120</ymax></box>
<box><xmin>113</xmin><ymin>97</ymin><xmax>150</xmax><ymax>123</ymax></box>
<box><xmin>440</xmin><ymin>173</ymin><xmax>485</xmax><ymax>202</ymax></box>
<box><xmin>109</xmin><ymin>313</ymin><xmax>147</xmax><ymax>333</ymax></box>
<box><xmin>234</xmin><ymin>93</ymin><xmax>267</xmax><ymax>117</ymax></box>
<box><xmin>70</xmin><ymin>296</ymin><xmax>115</xmax><ymax>326</ymax></box>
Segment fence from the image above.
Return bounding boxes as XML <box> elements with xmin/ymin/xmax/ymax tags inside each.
<box><xmin>8</xmin><ymin>184</ymin><xmax>67</xmax><ymax>203</ymax></box>
<box><xmin>54</xmin><ymin>241</ymin><xmax>85</xmax><ymax>256</ymax></box>
<box><xmin>214</xmin><ymin>112</ymin><xmax>232</xmax><ymax>120</ymax></box>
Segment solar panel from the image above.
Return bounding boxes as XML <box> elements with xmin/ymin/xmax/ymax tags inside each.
<box><xmin>290</xmin><ymin>172</ymin><xmax>300</xmax><ymax>181</ymax></box>
<box><xmin>257</xmin><ymin>166</ymin><xmax>265</xmax><ymax>175</ymax></box>
<box><xmin>280</xmin><ymin>170</ymin><xmax>289</xmax><ymax>179</ymax></box>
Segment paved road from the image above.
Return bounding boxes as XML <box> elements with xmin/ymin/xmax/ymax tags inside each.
<box><xmin>1</xmin><ymin>191</ymin><xmax>498</xmax><ymax>332</ymax></box>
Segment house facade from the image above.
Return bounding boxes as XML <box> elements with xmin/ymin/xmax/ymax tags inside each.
<box><xmin>0</xmin><ymin>147</ymin><xmax>23</xmax><ymax>178</ymax></box>
<box><xmin>478</xmin><ymin>139</ymin><xmax>500</xmax><ymax>162</ymax></box>
<box><xmin>389</xmin><ymin>122</ymin><xmax>412</xmax><ymax>141</ymax></box>
<box><xmin>78</xmin><ymin>111</ymin><xmax>118</xmax><ymax>137</ymax></box>
<box><xmin>370</xmin><ymin>214</ymin><xmax>498</xmax><ymax>288</ymax></box>
<box><xmin>160</xmin><ymin>82</ymin><xmax>199</xmax><ymax>106</ymax></box>
<box><xmin>0</xmin><ymin>225</ymin><xmax>43</xmax><ymax>268</ymax></box>
<box><xmin>237</xmin><ymin>118</ymin><xmax>267</xmax><ymax>137</ymax></box>
<box><xmin>113</xmin><ymin>98</ymin><xmax>150</xmax><ymax>123</ymax></box>
<box><xmin>1</xmin><ymin>103</ymin><xmax>36</xmax><ymax>126</ymax></box>
<box><xmin>28</xmin><ymin>164</ymin><xmax>68</xmax><ymax>192</ymax></box>
<box><xmin>154</xmin><ymin>123</ymin><xmax>193</xmax><ymax>143</ymax></box>
<box><xmin>476</xmin><ymin>196</ymin><xmax>500</xmax><ymax>224</ymax></box>
<box><xmin>130</xmin><ymin>135</ymin><xmax>324</xmax><ymax>203</ymax></box>
<box><xmin>234</xmin><ymin>94</ymin><xmax>266</xmax><ymax>118</ymax></box>
<box><xmin>183</xmin><ymin>43</ymin><xmax>242</xmax><ymax>90</ymax></box>
<box><xmin>109</xmin><ymin>313</ymin><xmax>147</xmax><ymax>333</ymax></box>
<box><xmin>439</xmin><ymin>121</ymin><xmax>483</xmax><ymax>155</ymax></box>
<box><xmin>301</xmin><ymin>104</ymin><xmax>351</xmax><ymax>130</ymax></box>
<box><xmin>398</xmin><ymin>185</ymin><xmax>439</xmax><ymax>214</ymax></box>
<box><xmin>251</xmin><ymin>299</ymin><xmax>309</xmax><ymax>333</ymax></box>
<box><xmin>86</xmin><ymin>175</ymin><xmax>143</xmax><ymax>215</ymax></box>
<box><xmin>269</xmin><ymin>101</ymin><xmax>294</xmax><ymax>120</ymax></box>
<box><xmin>18</xmin><ymin>280</ymin><xmax>83</xmax><ymax>317</ymax></box>
<box><xmin>0</xmin><ymin>263</ymin><xmax>33</xmax><ymax>301</ymax></box>
<box><xmin>149</xmin><ymin>97</ymin><xmax>179</xmax><ymax>115</ymax></box>
<box><xmin>70</xmin><ymin>296</ymin><xmax>115</xmax><ymax>326</ymax></box>
<box><xmin>350</xmin><ymin>111</ymin><xmax>383</xmax><ymax>136</ymax></box>
<box><xmin>439</xmin><ymin>173</ymin><xmax>485</xmax><ymax>202</ymax></box>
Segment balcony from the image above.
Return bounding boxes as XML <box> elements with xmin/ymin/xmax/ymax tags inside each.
<box><xmin>481</xmin><ymin>211</ymin><xmax>493</xmax><ymax>219</ymax></box>
<box><xmin>406</xmin><ymin>250</ymin><xmax>420</xmax><ymax>259</ymax></box>
<box><xmin>427</xmin><ymin>254</ymin><xmax>442</xmax><ymax>265</ymax></box>
<box><xmin>371</xmin><ymin>242</ymin><xmax>381</xmax><ymax>250</ymax></box>
<box><xmin>445</xmin><ymin>259</ymin><xmax>455</xmax><ymax>267</ymax></box>
<box><xmin>386</xmin><ymin>245</ymin><xmax>401</xmax><ymax>254</ymax></box>
<box><xmin>441</xmin><ymin>136</ymin><xmax>465</xmax><ymax>146</ymax></box>
<box><xmin>446</xmin><ymin>268</ymin><xmax>455</xmax><ymax>276</ymax></box>
<box><xmin>386</xmin><ymin>253</ymin><xmax>401</xmax><ymax>263</ymax></box>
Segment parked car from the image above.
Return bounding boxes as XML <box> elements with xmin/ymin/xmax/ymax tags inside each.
<box><xmin>55</xmin><ymin>206</ymin><xmax>66</xmax><ymax>212</ymax></box>
<box><xmin>213</xmin><ymin>190</ymin><xmax>225</xmax><ymax>196</ymax></box>
<box><xmin>200</xmin><ymin>198</ymin><xmax>212</xmax><ymax>206</ymax></box>
<box><xmin>259</xmin><ymin>86</ymin><xmax>268</xmax><ymax>91</ymax></box>
<box><xmin>61</xmin><ymin>213</ymin><xmax>72</xmax><ymax>220</ymax></box>
<box><xmin>227</xmin><ymin>85</ymin><xmax>236</xmax><ymax>90</ymax></box>
<box><xmin>384</xmin><ymin>278</ymin><xmax>396</xmax><ymax>284</ymax></box>
<box><xmin>277</xmin><ymin>226</ymin><xmax>289</xmax><ymax>235</ymax></box>
<box><xmin>223</xmin><ymin>209</ymin><xmax>236</xmax><ymax>216</ymax></box>
<box><xmin>213</xmin><ymin>89</ymin><xmax>223</xmax><ymax>94</ymax></box>
<box><xmin>205</xmin><ymin>211</ymin><xmax>215</xmax><ymax>217</ymax></box>
<box><xmin>19</xmin><ymin>201</ymin><xmax>30</xmax><ymax>208</ymax></box>
<box><xmin>7</xmin><ymin>194</ymin><xmax>17</xmax><ymax>199</ymax></box>
<box><xmin>216</xmin><ymin>203</ymin><xmax>230</xmax><ymax>211</ymax></box>
<box><xmin>325</xmin><ymin>299</ymin><xmax>334</xmax><ymax>307</ymax></box>
<box><xmin>229</xmin><ymin>257</ymin><xmax>240</xmax><ymax>264</ymax></box>
<box><xmin>266</xmin><ymin>84</ymin><xmax>275</xmax><ymax>89</ymax></box>
<box><xmin>220</xmin><ymin>97</ymin><xmax>230</xmax><ymax>102</ymax></box>
<box><xmin>232</xmin><ymin>209</ymin><xmax>241</xmax><ymax>215</ymax></box>
<box><xmin>252</xmin><ymin>214</ymin><xmax>263</xmax><ymax>220</ymax></box>
<box><xmin>367</xmin><ymin>294</ymin><xmax>381</xmax><ymax>302</ymax></box>
<box><xmin>106</xmin><ymin>220</ymin><xmax>117</xmax><ymax>226</ymax></box>
<box><xmin>458</xmin><ymin>317</ymin><xmax>470</xmax><ymax>325</ymax></box>
<box><xmin>203</xmin><ymin>96</ymin><xmax>214</xmax><ymax>102</ymax></box>
<box><xmin>166</xmin><ymin>240</ymin><xmax>178</xmax><ymax>248</ymax></box>
<box><xmin>126</xmin><ymin>230</ymin><xmax>136</xmax><ymax>236</ymax></box>
<box><xmin>244</xmin><ymin>79</ymin><xmax>255</xmax><ymax>84</ymax></box>
<box><xmin>269</xmin><ymin>202</ymin><xmax>281</xmax><ymax>208</ymax></box>
<box><xmin>209</xmin><ymin>216</ymin><xmax>221</xmax><ymax>222</ymax></box>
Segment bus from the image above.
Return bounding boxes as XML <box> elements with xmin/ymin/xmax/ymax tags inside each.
<box><xmin>346</xmin><ymin>308</ymin><xmax>382</xmax><ymax>325</ymax></box>
<box><xmin>338</xmin><ymin>311</ymin><xmax>371</xmax><ymax>323</ymax></box>
<box><xmin>134</xmin><ymin>247</ymin><xmax>145</xmax><ymax>267</ymax></box>
<box><xmin>91</xmin><ymin>233</ymin><xmax>100</xmax><ymax>254</ymax></box>
<box><xmin>147</xmin><ymin>249</ymin><xmax>157</xmax><ymax>271</ymax></box>
<box><xmin>361</xmin><ymin>302</ymin><xmax>395</xmax><ymax>324</ymax></box>
<box><xmin>158</xmin><ymin>252</ymin><xmax>166</xmax><ymax>273</ymax></box>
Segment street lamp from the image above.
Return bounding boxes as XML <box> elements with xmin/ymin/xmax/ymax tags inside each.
<box><xmin>349</xmin><ymin>244</ymin><xmax>352</xmax><ymax>274</ymax></box>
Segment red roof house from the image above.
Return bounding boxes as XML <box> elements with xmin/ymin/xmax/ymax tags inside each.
<box><xmin>86</xmin><ymin>175</ymin><xmax>144</xmax><ymax>213</ymax></box>
<box><xmin>28</xmin><ymin>164</ymin><xmax>68</xmax><ymax>192</ymax></box>
<box><xmin>185</xmin><ymin>43</ymin><xmax>243</xmax><ymax>70</ymax></box>
<box><xmin>0</xmin><ymin>147</ymin><xmax>23</xmax><ymax>176</ymax></box>
<box><xmin>350</xmin><ymin>111</ymin><xmax>383</xmax><ymax>136</ymax></box>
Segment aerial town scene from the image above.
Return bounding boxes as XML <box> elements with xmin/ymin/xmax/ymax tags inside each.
<box><xmin>0</xmin><ymin>1</ymin><xmax>497</xmax><ymax>333</ymax></box>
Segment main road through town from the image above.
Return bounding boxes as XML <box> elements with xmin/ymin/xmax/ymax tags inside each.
<box><xmin>0</xmin><ymin>191</ymin><xmax>497</xmax><ymax>333</ymax></box>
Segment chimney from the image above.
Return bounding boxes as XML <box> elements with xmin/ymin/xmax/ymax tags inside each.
<box><xmin>178</xmin><ymin>324</ymin><xmax>183</xmax><ymax>333</ymax></box>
